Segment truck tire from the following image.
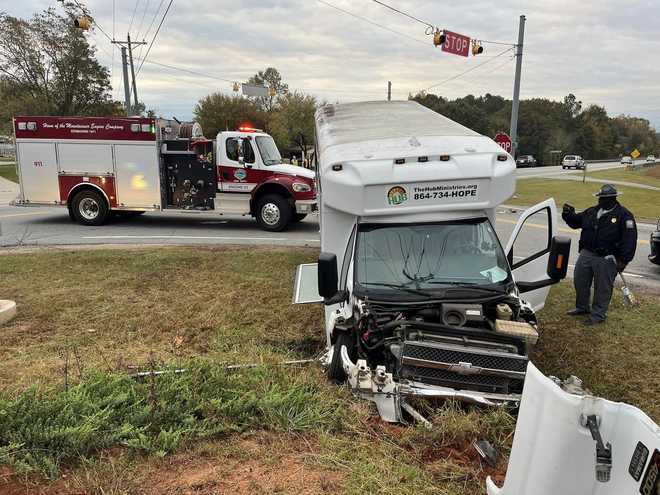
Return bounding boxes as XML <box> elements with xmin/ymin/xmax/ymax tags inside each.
<box><xmin>327</xmin><ymin>331</ymin><xmax>355</xmax><ymax>384</ymax></box>
<box><xmin>71</xmin><ymin>189</ymin><xmax>109</xmax><ymax>226</ymax></box>
<box><xmin>256</xmin><ymin>194</ymin><xmax>291</xmax><ymax>232</ymax></box>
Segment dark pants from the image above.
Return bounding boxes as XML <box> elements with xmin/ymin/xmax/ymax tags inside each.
<box><xmin>574</xmin><ymin>250</ymin><xmax>618</xmax><ymax>322</ymax></box>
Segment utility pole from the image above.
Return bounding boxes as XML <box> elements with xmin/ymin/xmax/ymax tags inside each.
<box><xmin>120</xmin><ymin>47</ymin><xmax>132</xmax><ymax>115</ymax></box>
<box><xmin>387</xmin><ymin>81</ymin><xmax>392</xmax><ymax>101</ymax></box>
<box><xmin>127</xmin><ymin>34</ymin><xmax>139</xmax><ymax>114</ymax></box>
<box><xmin>112</xmin><ymin>38</ymin><xmax>147</xmax><ymax>116</ymax></box>
<box><xmin>509</xmin><ymin>14</ymin><xmax>526</xmax><ymax>157</ymax></box>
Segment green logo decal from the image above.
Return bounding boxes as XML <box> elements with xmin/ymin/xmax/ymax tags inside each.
<box><xmin>387</xmin><ymin>186</ymin><xmax>408</xmax><ymax>206</ymax></box>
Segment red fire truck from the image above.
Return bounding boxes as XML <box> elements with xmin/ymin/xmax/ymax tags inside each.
<box><xmin>11</xmin><ymin>116</ymin><xmax>317</xmax><ymax>231</ymax></box>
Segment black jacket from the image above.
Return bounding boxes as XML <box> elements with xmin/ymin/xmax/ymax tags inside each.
<box><xmin>562</xmin><ymin>202</ymin><xmax>637</xmax><ymax>263</ymax></box>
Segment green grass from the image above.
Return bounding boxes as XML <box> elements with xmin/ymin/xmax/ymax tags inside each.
<box><xmin>511</xmin><ymin>178</ymin><xmax>660</xmax><ymax>221</ymax></box>
<box><xmin>0</xmin><ymin>247</ymin><xmax>658</xmax><ymax>493</ymax></box>
<box><xmin>582</xmin><ymin>164</ymin><xmax>660</xmax><ymax>188</ymax></box>
<box><xmin>0</xmin><ymin>162</ymin><xmax>18</xmax><ymax>183</ymax></box>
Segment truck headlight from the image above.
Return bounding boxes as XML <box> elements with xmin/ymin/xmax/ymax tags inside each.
<box><xmin>292</xmin><ymin>182</ymin><xmax>311</xmax><ymax>193</ymax></box>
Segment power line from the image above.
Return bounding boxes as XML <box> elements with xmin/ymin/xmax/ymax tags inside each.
<box><xmin>315</xmin><ymin>0</ymin><xmax>429</xmax><ymax>47</ymax></box>
<box><xmin>423</xmin><ymin>46</ymin><xmax>514</xmax><ymax>91</ymax></box>
<box><xmin>141</xmin><ymin>0</ymin><xmax>165</xmax><ymax>42</ymax></box>
<box><xmin>136</xmin><ymin>0</ymin><xmax>174</xmax><ymax>75</ymax></box>
<box><xmin>136</xmin><ymin>0</ymin><xmax>151</xmax><ymax>39</ymax></box>
<box><xmin>370</xmin><ymin>0</ymin><xmax>433</xmax><ymax>28</ymax></box>
<box><xmin>128</xmin><ymin>0</ymin><xmax>141</xmax><ymax>36</ymax></box>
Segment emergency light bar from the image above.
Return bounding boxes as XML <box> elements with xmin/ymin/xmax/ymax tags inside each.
<box><xmin>238</xmin><ymin>126</ymin><xmax>263</xmax><ymax>133</ymax></box>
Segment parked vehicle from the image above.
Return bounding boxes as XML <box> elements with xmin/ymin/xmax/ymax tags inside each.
<box><xmin>12</xmin><ymin>117</ymin><xmax>316</xmax><ymax>231</ymax></box>
<box><xmin>293</xmin><ymin>101</ymin><xmax>570</xmax><ymax>422</ymax></box>
<box><xmin>562</xmin><ymin>155</ymin><xmax>585</xmax><ymax>169</ymax></box>
<box><xmin>650</xmin><ymin>219</ymin><xmax>660</xmax><ymax>265</ymax></box>
<box><xmin>621</xmin><ymin>156</ymin><xmax>633</xmax><ymax>166</ymax></box>
<box><xmin>646</xmin><ymin>155</ymin><xmax>656</xmax><ymax>163</ymax></box>
<box><xmin>515</xmin><ymin>155</ymin><xmax>537</xmax><ymax>168</ymax></box>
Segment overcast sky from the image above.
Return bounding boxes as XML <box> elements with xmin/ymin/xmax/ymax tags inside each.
<box><xmin>6</xmin><ymin>0</ymin><xmax>660</xmax><ymax>129</ymax></box>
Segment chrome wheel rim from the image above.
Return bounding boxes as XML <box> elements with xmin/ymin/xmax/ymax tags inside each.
<box><xmin>261</xmin><ymin>203</ymin><xmax>281</xmax><ymax>226</ymax></box>
<box><xmin>79</xmin><ymin>197</ymin><xmax>100</xmax><ymax>220</ymax></box>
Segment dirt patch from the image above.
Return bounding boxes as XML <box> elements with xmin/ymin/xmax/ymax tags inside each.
<box><xmin>142</xmin><ymin>433</ymin><xmax>342</xmax><ymax>495</ymax></box>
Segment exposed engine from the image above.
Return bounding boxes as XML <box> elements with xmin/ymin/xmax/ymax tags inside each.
<box><xmin>344</xmin><ymin>296</ymin><xmax>538</xmax><ymax>396</ymax></box>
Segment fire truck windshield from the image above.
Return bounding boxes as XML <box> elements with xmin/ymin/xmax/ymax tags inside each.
<box><xmin>256</xmin><ymin>136</ymin><xmax>282</xmax><ymax>166</ymax></box>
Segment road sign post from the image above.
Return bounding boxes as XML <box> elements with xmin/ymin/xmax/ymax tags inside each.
<box><xmin>494</xmin><ymin>132</ymin><xmax>512</xmax><ymax>154</ymax></box>
<box><xmin>441</xmin><ymin>30</ymin><xmax>471</xmax><ymax>57</ymax></box>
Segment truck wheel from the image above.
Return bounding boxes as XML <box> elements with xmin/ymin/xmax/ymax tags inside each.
<box><xmin>328</xmin><ymin>331</ymin><xmax>355</xmax><ymax>384</ymax></box>
<box><xmin>256</xmin><ymin>194</ymin><xmax>291</xmax><ymax>232</ymax></box>
<box><xmin>71</xmin><ymin>190</ymin><xmax>109</xmax><ymax>226</ymax></box>
<box><xmin>293</xmin><ymin>213</ymin><xmax>307</xmax><ymax>222</ymax></box>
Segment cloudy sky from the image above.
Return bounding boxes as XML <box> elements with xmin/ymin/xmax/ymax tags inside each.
<box><xmin>6</xmin><ymin>0</ymin><xmax>660</xmax><ymax>128</ymax></box>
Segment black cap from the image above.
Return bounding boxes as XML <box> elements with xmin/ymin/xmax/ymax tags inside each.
<box><xmin>594</xmin><ymin>184</ymin><xmax>619</xmax><ymax>197</ymax></box>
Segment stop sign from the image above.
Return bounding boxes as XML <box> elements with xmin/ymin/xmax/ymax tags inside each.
<box><xmin>494</xmin><ymin>133</ymin><xmax>512</xmax><ymax>154</ymax></box>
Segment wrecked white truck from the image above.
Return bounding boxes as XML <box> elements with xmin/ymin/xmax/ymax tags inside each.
<box><xmin>293</xmin><ymin>100</ymin><xmax>571</xmax><ymax>422</ymax></box>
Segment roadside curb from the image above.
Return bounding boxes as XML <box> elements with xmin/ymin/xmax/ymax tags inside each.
<box><xmin>0</xmin><ymin>300</ymin><xmax>17</xmax><ymax>325</ymax></box>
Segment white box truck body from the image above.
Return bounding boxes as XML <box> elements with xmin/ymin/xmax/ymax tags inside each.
<box><xmin>294</xmin><ymin>101</ymin><xmax>571</xmax><ymax>422</ymax></box>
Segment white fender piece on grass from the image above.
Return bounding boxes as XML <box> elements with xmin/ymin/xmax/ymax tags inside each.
<box><xmin>487</xmin><ymin>362</ymin><xmax>659</xmax><ymax>495</ymax></box>
<box><xmin>0</xmin><ymin>300</ymin><xmax>17</xmax><ymax>325</ymax></box>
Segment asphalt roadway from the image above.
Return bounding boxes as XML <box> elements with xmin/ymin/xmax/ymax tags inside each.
<box><xmin>1</xmin><ymin>160</ymin><xmax>658</xmax><ymax>291</ymax></box>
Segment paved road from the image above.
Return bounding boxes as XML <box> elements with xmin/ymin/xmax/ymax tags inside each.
<box><xmin>514</xmin><ymin>159</ymin><xmax>631</xmax><ymax>179</ymax></box>
<box><xmin>1</xmin><ymin>204</ymin><xmax>658</xmax><ymax>290</ymax></box>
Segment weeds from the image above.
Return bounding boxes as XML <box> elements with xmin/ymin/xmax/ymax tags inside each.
<box><xmin>0</xmin><ymin>362</ymin><xmax>348</xmax><ymax>478</ymax></box>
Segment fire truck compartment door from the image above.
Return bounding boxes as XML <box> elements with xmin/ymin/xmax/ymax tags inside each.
<box><xmin>17</xmin><ymin>142</ymin><xmax>59</xmax><ymax>203</ymax></box>
<box><xmin>292</xmin><ymin>263</ymin><xmax>323</xmax><ymax>304</ymax></box>
<box><xmin>114</xmin><ymin>144</ymin><xmax>161</xmax><ymax>208</ymax></box>
<box><xmin>504</xmin><ymin>198</ymin><xmax>557</xmax><ymax>312</ymax></box>
<box><xmin>486</xmin><ymin>362</ymin><xmax>660</xmax><ymax>495</ymax></box>
<box><xmin>58</xmin><ymin>143</ymin><xmax>113</xmax><ymax>175</ymax></box>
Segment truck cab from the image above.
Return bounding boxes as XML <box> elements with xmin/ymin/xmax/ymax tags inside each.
<box><xmin>214</xmin><ymin>128</ymin><xmax>317</xmax><ymax>230</ymax></box>
<box><xmin>293</xmin><ymin>101</ymin><xmax>571</xmax><ymax>422</ymax></box>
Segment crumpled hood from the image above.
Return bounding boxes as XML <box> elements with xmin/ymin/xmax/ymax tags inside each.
<box><xmin>268</xmin><ymin>163</ymin><xmax>315</xmax><ymax>180</ymax></box>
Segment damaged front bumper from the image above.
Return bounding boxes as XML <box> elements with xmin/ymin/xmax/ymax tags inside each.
<box><xmin>335</xmin><ymin>345</ymin><xmax>521</xmax><ymax>423</ymax></box>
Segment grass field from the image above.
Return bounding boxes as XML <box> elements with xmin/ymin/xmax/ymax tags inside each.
<box><xmin>0</xmin><ymin>162</ymin><xmax>18</xmax><ymax>183</ymax></box>
<box><xmin>1</xmin><ymin>246</ymin><xmax>658</xmax><ymax>494</ymax></box>
<box><xmin>511</xmin><ymin>178</ymin><xmax>660</xmax><ymax>221</ymax></box>
<box><xmin>582</xmin><ymin>164</ymin><xmax>660</xmax><ymax>188</ymax></box>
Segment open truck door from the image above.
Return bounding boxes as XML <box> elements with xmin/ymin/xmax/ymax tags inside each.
<box><xmin>504</xmin><ymin>198</ymin><xmax>559</xmax><ymax>312</ymax></box>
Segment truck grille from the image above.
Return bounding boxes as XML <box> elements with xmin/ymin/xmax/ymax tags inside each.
<box><xmin>399</xmin><ymin>341</ymin><xmax>527</xmax><ymax>394</ymax></box>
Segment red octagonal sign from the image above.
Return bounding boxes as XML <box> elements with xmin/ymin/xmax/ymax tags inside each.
<box><xmin>494</xmin><ymin>132</ymin><xmax>512</xmax><ymax>154</ymax></box>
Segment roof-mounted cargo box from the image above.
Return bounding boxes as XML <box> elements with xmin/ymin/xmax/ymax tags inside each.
<box><xmin>315</xmin><ymin>101</ymin><xmax>515</xmax><ymax>217</ymax></box>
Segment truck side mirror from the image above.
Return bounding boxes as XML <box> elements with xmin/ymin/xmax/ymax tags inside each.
<box><xmin>517</xmin><ymin>236</ymin><xmax>571</xmax><ymax>293</ymax></box>
<box><xmin>547</xmin><ymin>236</ymin><xmax>571</xmax><ymax>280</ymax></box>
<box><xmin>318</xmin><ymin>252</ymin><xmax>340</xmax><ymax>302</ymax></box>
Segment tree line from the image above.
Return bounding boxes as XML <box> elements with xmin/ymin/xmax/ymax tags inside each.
<box><xmin>1</xmin><ymin>4</ymin><xmax>657</xmax><ymax>164</ymax></box>
<box><xmin>411</xmin><ymin>92</ymin><xmax>659</xmax><ymax>162</ymax></box>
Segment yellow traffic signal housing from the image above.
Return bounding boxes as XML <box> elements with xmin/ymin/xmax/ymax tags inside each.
<box><xmin>472</xmin><ymin>40</ymin><xmax>484</xmax><ymax>55</ymax></box>
<box><xmin>74</xmin><ymin>16</ymin><xmax>92</xmax><ymax>30</ymax></box>
<box><xmin>433</xmin><ymin>29</ymin><xmax>446</xmax><ymax>47</ymax></box>
<box><xmin>269</xmin><ymin>87</ymin><xmax>277</xmax><ymax>97</ymax></box>
<box><xmin>232</xmin><ymin>82</ymin><xmax>240</xmax><ymax>92</ymax></box>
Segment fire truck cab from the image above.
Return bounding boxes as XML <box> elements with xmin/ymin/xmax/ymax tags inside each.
<box><xmin>12</xmin><ymin>116</ymin><xmax>317</xmax><ymax>231</ymax></box>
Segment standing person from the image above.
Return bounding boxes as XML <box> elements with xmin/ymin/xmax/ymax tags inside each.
<box><xmin>291</xmin><ymin>155</ymin><xmax>298</xmax><ymax>166</ymax></box>
<box><xmin>562</xmin><ymin>184</ymin><xmax>637</xmax><ymax>325</ymax></box>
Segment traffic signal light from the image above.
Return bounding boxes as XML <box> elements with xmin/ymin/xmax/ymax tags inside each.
<box><xmin>232</xmin><ymin>82</ymin><xmax>240</xmax><ymax>92</ymax></box>
<box><xmin>471</xmin><ymin>40</ymin><xmax>484</xmax><ymax>55</ymax></box>
<box><xmin>433</xmin><ymin>29</ymin><xmax>446</xmax><ymax>47</ymax></box>
<box><xmin>74</xmin><ymin>16</ymin><xmax>92</xmax><ymax>30</ymax></box>
<box><xmin>269</xmin><ymin>86</ymin><xmax>277</xmax><ymax>97</ymax></box>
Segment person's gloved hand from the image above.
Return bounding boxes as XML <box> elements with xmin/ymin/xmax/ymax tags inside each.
<box><xmin>616</xmin><ymin>259</ymin><xmax>627</xmax><ymax>272</ymax></box>
<box><xmin>562</xmin><ymin>203</ymin><xmax>575</xmax><ymax>215</ymax></box>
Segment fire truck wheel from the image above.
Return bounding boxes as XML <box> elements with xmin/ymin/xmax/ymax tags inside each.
<box><xmin>328</xmin><ymin>331</ymin><xmax>355</xmax><ymax>384</ymax></box>
<box><xmin>293</xmin><ymin>213</ymin><xmax>307</xmax><ymax>222</ymax></box>
<box><xmin>256</xmin><ymin>194</ymin><xmax>291</xmax><ymax>231</ymax></box>
<box><xmin>71</xmin><ymin>190</ymin><xmax>109</xmax><ymax>226</ymax></box>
